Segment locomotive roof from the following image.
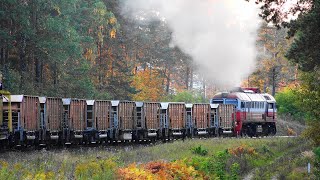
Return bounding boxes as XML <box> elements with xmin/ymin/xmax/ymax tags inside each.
<box><xmin>246</xmin><ymin>93</ymin><xmax>265</xmax><ymax>102</ymax></box>
<box><xmin>236</xmin><ymin>92</ymin><xmax>252</xmax><ymax>101</ymax></box>
<box><xmin>261</xmin><ymin>93</ymin><xmax>276</xmax><ymax>103</ymax></box>
<box><xmin>213</xmin><ymin>92</ymin><xmax>251</xmax><ymax>101</ymax></box>
<box><xmin>213</xmin><ymin>92</ymin><xmax>276</xmax><ymax>103</ymax></box>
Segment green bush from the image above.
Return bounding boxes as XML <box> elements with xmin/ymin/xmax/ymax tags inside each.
<box><xmin>191</xmin><ymin>145</ymin><xmax>208</xmax><ymax>156</ymax></box>
<box><xmin>230</xmin><ymin>163</ymin><xmax>240</xmax><ymax>180</ymax></box>
<box><xmin>275</xmin><ymin>88</ymin><xmax>305</xmax><ymax>120</ymax></box>
<box><xmin>314</xmin><ymin>147</ymin><xmax>320</xmax><ymax>177</ymax></box>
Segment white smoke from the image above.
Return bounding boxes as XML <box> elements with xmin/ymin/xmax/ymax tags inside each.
<box><xmin>121</xmin><ymin>0</ymin><xmax>260</xmax><ymax>88</ymax></box>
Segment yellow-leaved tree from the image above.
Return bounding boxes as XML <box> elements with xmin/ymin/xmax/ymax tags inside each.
<box><xmin>131</xmin><ymin>69</ymin><xmax>165</xmax><ymax>101</ymax></box>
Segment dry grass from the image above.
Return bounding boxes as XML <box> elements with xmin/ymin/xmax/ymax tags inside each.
<box><xmin>0</xmin><ymin>137</ymin><xmax>312</xmax><ymax>179</ymax></box>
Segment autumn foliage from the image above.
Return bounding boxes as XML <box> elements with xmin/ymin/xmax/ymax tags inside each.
<box><xmin>131</xmin><ymin>69</ymin><xmax>165</xmax><ymax>101</ymax></box>
<box><xmin>117</xmin><ymin>160</ymin><xmax>205</xmax><ymax>180</ymax></box>
<box><xmin>228</xmin><ymin>144</ymin><xmax>258</xmax><ymax>157</ymax></box>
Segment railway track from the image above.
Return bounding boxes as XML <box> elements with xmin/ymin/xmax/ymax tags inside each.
<box><xmin>0</xmin><ymin>135</ymin><xmax>297</xmax><ymax>152</ymax></box>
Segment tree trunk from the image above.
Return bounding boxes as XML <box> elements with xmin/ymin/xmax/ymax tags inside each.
<box><xmin>32</xmin><ymin>0</ymin><xmax>41</xmax><ymax>90</ymax></box>
<box><xmin>202</xmin><ymin>78</ymin><xmax>206</xmax><ymax>100</ymax></box>
<box><xmin>0</xmin><ymin>45</ymin><xmax>4</xmax><ymax>84</ymax></box>
<box><xmin>185</xmin><ymin>66</ymin><xmax>190</xmax><ymax>90</ymax></box>
<box><xmin>98</xmin><ymin>42</ymin><xmax>102</xmax><ymax>90</ymax></box>
<box><xmin>294</xmin><ymin>63</ymin><xmax>298</xmax><ymax>85</ymax></box>
<box><xmin>166</xmin><ymin>72</ymin><xmax>170</xmax><ymax>94</ymax></box>
<box><xmin>19</xmin><ymin>33</ymin><xmax>27</xmax><ymax>91</ymax></box>
<box><xmin>35</xmin><ymin>57</ymin><xmax>41</xmax><ymax>83</ymax></box>
<box><xmin>190</xmin><ymin>68</ymin><xmax>193</xmax><ymax>89</ymax></box>
<box><xmin>53</xmin><ymin>62</ymin><xmax>57</xmax><ymax>86</ymax></box>
<box><xmin>0</xmin><ymin>46</ymin><xmax>3</xmax><ymax>67</ymax></box>
<box><xmin>272</xmin><ymin>67</ymin><xmax>276</xmax><ymax>96</ymax></box>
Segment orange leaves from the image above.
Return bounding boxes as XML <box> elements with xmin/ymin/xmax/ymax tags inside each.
<box><xmin>110</xmin><ymin>28</ymin><xmax>116</xmax><ymax>39</ymax></box>
<box><xmin>109</xmin><ymin>17</ymin><xmax>117</xmax><ymax>25</ymax></box>
<box><xmin>228</xmin><ymin>144</ymin><xmax>258</xmax><ymax>157</ymax></box>
<box><xmin>117</xmin><ymin>161</ymin><xmax>204</xmax><ymax>180</ymax></box>
<box><xmin>131</xmin><ymin>69</ymin><xmax>165</xmax><ymax>102</ymax></box>
<box><xmin>84</xmin><ymin>48</ymin><xmax>95</xmax><ymax>61</ymax></box>
<box><xmin>118</xmin><ymin>163</ymin><xmax>153</xmax><ymax>180</ymax></box>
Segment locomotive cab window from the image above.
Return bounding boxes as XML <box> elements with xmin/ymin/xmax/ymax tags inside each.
<box><xmin>268</xmin><ymin>103</ymin><xmax>274</xmax><ymax>109</ymax></box>
<box><xmin>241</xmin><ymin>102</ymin><xmax>245</xmax><ymax>108</ymax></box>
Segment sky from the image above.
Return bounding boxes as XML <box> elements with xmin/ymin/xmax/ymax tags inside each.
<box><xmin>121</xmin><ymin>0</ymin><xmax>261</xmax><ymax>89</ymax></box>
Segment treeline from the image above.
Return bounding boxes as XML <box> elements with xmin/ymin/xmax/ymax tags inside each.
<box><xmin>257</xmin><ymin>0</ymin><xmax>320</xmax><ymax>147</ymax></box>
<box><xmin>0</xmin><ymin>0</ymin><xmax>204</xmax><ymax>101</ymax></box>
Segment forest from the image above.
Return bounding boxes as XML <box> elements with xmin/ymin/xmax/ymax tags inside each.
<box><xmin>0</xmin><ymin>0</ymin><xmax>304</xmax><ymax>102</ymax></box>
<box><xmin>1</xmin><ymin>0</ymin><xmax>320</xmax><ymax>142</ymax></box>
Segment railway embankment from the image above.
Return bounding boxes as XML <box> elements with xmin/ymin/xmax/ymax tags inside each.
<box><xmin>276</xmin><ymin>117</ymin><xmax>306</xmax><ymax>136</ymax></box>
<box><xmin>0</xmin><ymin>135</ymin><xmax>314</xmax><ymax>179</ymax></box>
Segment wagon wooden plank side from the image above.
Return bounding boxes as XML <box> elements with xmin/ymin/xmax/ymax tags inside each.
<box><xmin>118</xmin><ymin>101</ymin><xmax>135</xmax><ymax>131</ymax></box>
<box><xmin>218</xmin><ymin>104</ymin><xmax>235</xmax><ymax>134</ymax></box>
<box><xmin>69</xmin><ymin>99</ymin><xmax>86</xmax><ymax>131</ymax></box>
<box><xmin>193</xmin><ymin>104</ymin><xmax>210</xmax><ymax>129</ymax></box>
<box><xmin>46</xmin><ymin>97</ymin><xmax>63</xmax><ymax>132</ymax></box>
<box><xmin>21</xmin><ymin>96</ymin><xmax>40</xmax><ymax>131</ymax></box>
<box><xmin>94</xmin><ymin>100</ymin><xmax>111</xmax><ymax>139</ymax></box>
<box><xmin>144</xmin><ymin>102</ymin><xmax>160</xmax><ymax>130</ymax></box>
<box><xmin>168</xmin><ymin>103</ymin><xmax>185</xmax><ymax>129</ymax></box>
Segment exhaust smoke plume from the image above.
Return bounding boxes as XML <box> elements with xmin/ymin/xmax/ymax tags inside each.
<box><xmin>121</xmin><ymin>0</ymin><xmax>260</xmax><ymax>88</ymax></box>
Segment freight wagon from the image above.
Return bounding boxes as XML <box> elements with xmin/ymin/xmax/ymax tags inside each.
<box><xmin>62</xmin><ymin>98</ymin><xmax>86</xmax><ymax>144</ymax></box>
<box><xmin>94</xmin><ymin>100</ymin><xmax>111</xmax><ymax>142</ymax></box>
<box><xmin>217</xmin><ymin>104</ymin><xmax>236</xmax><ymax>135</ymax></box>
<box><xmin>110</xmin><ymin>101</ymin><xmax>135</xmax><ymax>141</ymax></box>
<box><xmin>143</xmin><ymin>102</ymin><xmax>161</xmax><ymax>139</ymax></box>
<box><xmin>191</xmin><ymin>103</ymin><xmax>219</xmax><ymax>137</ymax></box>
<box><xmin>3</xmin><ymin>95</ymin><xmax>40</xmax><ymax>145</ymax></box>
<box><xmin>44</xmin><ymin>97</ymin><xmax>63</xmax><ymax>143</ymax></box>
<box><xmin>168</xmin><ymin>103</ymin><xmax>186</xmax><ymax>138</ymax></box>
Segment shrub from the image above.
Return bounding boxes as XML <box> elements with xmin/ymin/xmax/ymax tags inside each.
<box><xmin>117</xmin><ymin>160</ymin><xmax>205</xmax><ymax>179</ymax></box>
<box><xmin>228</xmin><ymin>145</ymin><xmax>258</xmax><ymax>157</ymax></box>
<box><xmin>275</xmin><ymin>88</ymin><xmax>304</xmax><ymax>120</ymax></box>
<box><xmin>230</xmin><ymin>163</ymin><xmax>240</xmax><ymax>180</ymax></box>
<box><xmin>74</xmin><ymin>158</ymin><xmax>117</xmax><ymax>180</ymax></box>
<box><xmin>191</xmin><ymin>145</ymin><xmax>208</xmax><ymax>156</ymax></box>
<box><xmin>314</xmin><ymin>147</ymin><xmax>320</xmax><ymax>177</ymax></box>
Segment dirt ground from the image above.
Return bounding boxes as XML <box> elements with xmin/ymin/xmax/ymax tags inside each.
<box><xmin>276</xmin><ymin>117</ymin><xmax>306</xmax><ymax>136</ymax></box>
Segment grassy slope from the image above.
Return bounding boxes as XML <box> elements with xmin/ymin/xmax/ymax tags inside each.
<box><xmin>0</xmin><ymin>137</ymin><xmax>314</xmax><ymax>179</ymax></box>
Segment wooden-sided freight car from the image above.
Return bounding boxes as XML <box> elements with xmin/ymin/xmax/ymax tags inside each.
<box><xmin>3</xmin><ymin>95</ymin><xmax>40</xmax><ymax>145</ymax></box>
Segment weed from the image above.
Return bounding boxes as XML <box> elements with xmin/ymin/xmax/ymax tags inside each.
<box><xmin>230</xmin><ymin>163</ymin><xmax>240</xmax><ymax>180</ymax></box>
<box><xmin>314</xmin><ymin>146</ymin><xmax>320</xmax><ymax>177</ymax></box>
<box><xmin>191</xmin><ymin>145</ymin><xmax>208</xmax><ymax>156</ymax></box>
<box><xmin>117</xmin><ymin>160</ymin><xmax>205</xmax><ymax>179</ymax></box>
<box><xmin>74</xmin><ymin>158</ymin><xmax>117</xmax><ymax>180</ymax></box>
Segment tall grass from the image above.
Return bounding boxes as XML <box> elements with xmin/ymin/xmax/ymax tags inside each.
<box><xmin>0</xmin><ymin>137</ymin><xmax>312</xmax><ymax>179</ymax></box>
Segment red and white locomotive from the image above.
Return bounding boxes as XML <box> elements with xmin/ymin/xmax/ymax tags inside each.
<box><xmin>211</xmin><ymin>87</ymin><xmax>277</xmax><ymax>137</ymax></box>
